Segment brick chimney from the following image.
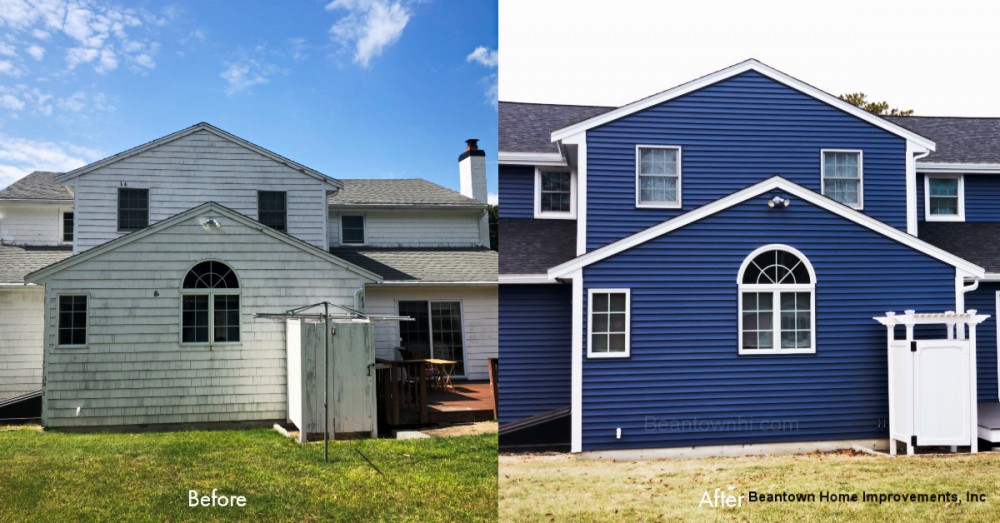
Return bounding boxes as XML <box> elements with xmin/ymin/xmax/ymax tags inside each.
<box><xmin>459</xmin><ymin>138</ymin><xmax>487</xmax><ymax>203</ymax></box>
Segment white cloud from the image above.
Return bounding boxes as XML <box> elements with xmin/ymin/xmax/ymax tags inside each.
<box><xmin>326</xmin><ymin>0</ymin><xmax>411</xmax><ymax>67</ymax></box>
<box><xmin>0</xmin><ymin>84</ymin><xmax>112</xmax><ymax>117</ymax></box>
<box><xmin>26</xmin><ymin>44</ymin><xmax>45</xmax><ymax>60</ymax></box>
<box><xmin>466</xmin><ymin>46</ymin><xmax>497</xmax><ymax>68</ymax></box>
<box><xmin>220</xmin><ymin>60</ymin><xmax>273</xmax><ymax>96</ymax></box>
<box><xmin>0</xmin><ymin>0</ymin><xmax>160</xmax><ymax>76</ymax></box>
<box><xmin>487</xmin><ymin>192</ymin><xmax>498</xmax><ymax>206</ymax></box>
<box><xmin>0</xmin><ymin>94</ymin><xmax>25</xmax><ymax>111</ymax></box>
<box><xmin>0</xmin><ymin>134</ymin><xmax>103</xmax><ymax>190</ymax></box>
<box><xmin>0</xmin><ymin>43</ymin><xmax>16</xmax><ymax>57</ymax></box>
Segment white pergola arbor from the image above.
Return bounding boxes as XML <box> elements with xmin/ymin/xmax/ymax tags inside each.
<box><xmin>875</xmin><ymin>310</ymin><xmax>989</xmax><ymax>456</ymax></box>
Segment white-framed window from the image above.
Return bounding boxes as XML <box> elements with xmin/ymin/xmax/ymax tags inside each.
<box><xmin>738</xmin><ymin>245</ymin><xmax>816</xmax><ymax>355</ymax></box>
<box><xmin>61</xmin><ymin>211</ymin><xmax>74</xmax><ymax>244</ymax></box>
<box><xmin>587</xmin><ymin>288</ymin><xmax>630</xmax><ymax>358</ymax></box>
<box><xmin>398</xmin><ymin>300</ymin><xmax>467</xmax><ymax>376</ymax></box>
<box><xmin>635</xmin><ymin>145</ymin><xmax>681</xmax><ymax>208</ymax></box>
<box><xmin>181</xmin><ymin>261</ymin><xmax>241</xmax><ymax>345</ymax></box>
<box><xmin>341</xmin><ymin>215</ymin><xmax>366</xmax><ymax>244</ymax></box>
<box><xmin>924</xmin><ymin>174</ymin><xmax>965</xmax><ymax>222</ymax></box>
<box><xmin>821</xmin><ymin>149</ymin><xmax>863</xmax><ymax>209</ymax></box>
<box><xmin>56</xmin><ymin>294</ymin><xmax>88</xmax><ymax>348</ymax></box>
<box><xmin>534</xmin><ymin>168</ymin><xmax>576</xmax><ymax>219</ymax></box>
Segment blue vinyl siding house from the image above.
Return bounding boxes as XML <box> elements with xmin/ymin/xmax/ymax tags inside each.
<box><xmin>499</xmin><ymin>59</ymin><xmax>1000</xmax><ymax>454</ymax></box>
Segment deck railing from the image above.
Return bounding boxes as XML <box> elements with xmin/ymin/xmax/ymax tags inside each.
<box><xmin>375</xmin><ymin>361</ymin><xmax>429</xmax><ymax>426</ymax></box>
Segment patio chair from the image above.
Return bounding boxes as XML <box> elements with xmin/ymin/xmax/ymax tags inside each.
<box><xmin>397</xmin><ymin>348</ymin><xmax>440</xmax><ymax>389</ymax></box>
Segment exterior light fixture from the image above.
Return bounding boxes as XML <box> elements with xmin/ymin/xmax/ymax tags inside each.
<box><xmin>768</xmin><ymin>196</ymin><xmax>790</xmax><ymax>208</ymax></box>
<box><xmin>201</xmin><ymin>217</ymin><xmax>221</xmax><ymax>229</ymax></box>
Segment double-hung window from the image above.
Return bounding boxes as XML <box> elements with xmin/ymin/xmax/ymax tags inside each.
<box><xmin>181</xmin><ymin>261</ymin><xmax>240</xmax><ymax>344</ymax></box>
<box><xmin>738</xmin><ymin>246</ymin><xmax>816</xmax><ymax>355</ymax></box>
<box><xmin>534</xmin><ymin>169</ymin><xmax>576</xmax><ymax>218</ymax></box>
<box><xmin>636</xmin><ymin>146</ymin><xmax>681</xmax><ymax>208</ymax></box>
<box><xmin>588</xmin><ymin>289</ymin><xmax>630</xmax><ymax>357</ymax></box>
<box><xmin>258</xmin><ymin>191</ymin><xmax>287</xmax><ymax>232</ymax></box>
<box><xmin>924</xmin><ymin>175</ymin><xmax>964</xmax><ymax>221</ymax></box>
<box><xmin>821</xmin><ymin>150</ymin><xmax>863</xmax><ymax>209</ymax></box>
<box><xmin>62</xmin><ymin>211</ymin><xmax>74</xmax><ymax>243</ymax></box>
<box><xmin>118</xmin><ymin>188</ymin><xmax>149</xmax><ymax>231</ymax></box>
<box><xmin>341</xmin><ymin>215</ymin><xmax>365</xmax><ymax>244</ymax></box>
<box><xmin>57</xmin><ymin>295</ymin><xmax>88</xmax><ymax>347</ymax></box>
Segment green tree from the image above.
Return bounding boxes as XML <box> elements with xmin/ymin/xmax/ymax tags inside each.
<box><xmin>838</xmin><ymin>92</ymin><xmax>914</xmax><ymax>116</ymax></box>
<box><xmin>488</xmin><ymin>204</ymin><xmax>498</xmax><ymax>251</ymax></box>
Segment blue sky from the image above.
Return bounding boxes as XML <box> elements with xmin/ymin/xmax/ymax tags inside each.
<box><xmin>0</xmin><ymin>0</ymin><xmax>498</xmax><ymax>202</ymax></box>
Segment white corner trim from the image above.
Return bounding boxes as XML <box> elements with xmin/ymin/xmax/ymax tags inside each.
<box><xmin>548</xmin><ymin>176</ymin><xmax>985</xmax><ymax>279</ymax></box>
<box><xmin>550</xmin><ymin>59</ymin><xmax>936</xmax><ymax>151</ymax></box>
<box><xmin>906</xmin><ymin>141</ymin><xmax>926</xmax><ymax>236</ymax></box>
<box><xmin>820</xmin><ymin>149</ymin><xmax>863</xmax><ymax>210</ymax></box>
<box><xmin>534</xmin><ymin>167</ymin><xmax>577</xmax><ymax>220</ymax></box>
<box><xmin>498</xmin><ymin>151</ymin><xmax>567</xmax><ymax>167</ymax></box>
<box><xmin>586</xmin><ymin>288</ymin><xmax>631</xmax><ymax>359</ymax></box>
<box><xmin>923</xmin><ymin>174</ymin><xmax>965</xmax><ymax>222</ymax></box>
<box><xmin>570</xmin><ymin>269</ymin><xmax>583</xmax><ymax>453</ymax></box>
<box><xmin>498</xmin><ymin>274</ymin><xmax>554</xmax><ymax>284</ymax></box>
<box><xmin>574</xmin><ymin>138</ymin><xmax>588</xmax><ymax>255</ymax></box>
<box><xmin>917</xmin><ymin>162</ymin><xmax>1000</xmax><ymax>174</ymax></box>
<box><xmin>635</xmin><ymin>145</ymin><xmax>682</xmax><ymax>209</ymax></box>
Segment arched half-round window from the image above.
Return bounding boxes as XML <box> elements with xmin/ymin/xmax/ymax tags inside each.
<box><xmin>181</xmin><ymin>261</ymin><xmax>240</xmax><ymax>344</ymax></box>
<box><xmin>738</xmin><ymin>245</ymin><xmax>815</xmax><ymax>354</ymax></box>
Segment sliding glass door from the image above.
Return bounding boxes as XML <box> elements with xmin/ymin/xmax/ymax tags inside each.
<box><xmin>398</xmin><ymin>300</ymin><xmax>465</xmax><ymax>376</ymax></box>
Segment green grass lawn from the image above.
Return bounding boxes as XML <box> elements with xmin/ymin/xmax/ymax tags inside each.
<box><xmin>500</xmin><ymin>450</ymin><xmax>1000</xmax><ymax>522</ymax></box>
<box><xmin>0</xmin><ymin>426</ymin><xmax>497</xmax><ymax>522</ymax></box>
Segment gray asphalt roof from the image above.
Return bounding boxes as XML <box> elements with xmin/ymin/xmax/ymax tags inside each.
<box><xmin>328</xmin><ymin>179</ymin><xmax>486</xmax><ymax>207</ymax></box>
<box><xmin>885</xmin><ymin>116</ymin><xmax>1000</xmax><ymax>164</ymax></box>
<box><xmin>0</xmin><ymin>245</ymin><xmax>73</xmax><ymax>284</ymax></box>
<box><xmin>499</xmin><ymin>219</ymin><xmax>577</xmax><ymax>274</ymax></box>
<box><xmin>918</xmin><ymin>223</ymin><xmax>1000</xmax><ymax>273</ymax></box>
<box><xmin>499</xmin><ymin>102</ymin><xmax>613</xmax><ymax>154</ymax></box>
<box><xmin>330</xmin><ymin>248</ymin><xmax>497</xmax><ymax>282</ymax></box>
<box><xmin>0</xmin><ymin>171</ymin><xmax>72</xmax><ymax>201</ymax></box>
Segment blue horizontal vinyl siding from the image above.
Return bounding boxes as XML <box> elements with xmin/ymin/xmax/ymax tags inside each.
<box><xmin>499</xmin><ymin>165</ymin><xmax>534</xmax><ymax>219</ymax></box>
<box><xmin>916</xmin><ymin>174</ymin><xmax>925</xmax><ymax>223</ymax></box>
<box><xmin>580</xmin><ymin>191</ymin><xmax>957</xmax><ymax>451</ymax></box>
<box><xmin>965</xmin><ymin>176</ymin><xmax>1000</xmax><ymax>222</ymax></box>
<box><xmin>586</xmin><ymin>70</ymin><xmax>908</xmax><ymax>249</ymax></box>
<box><xmin>499</xmin><ymin>284</ymin><xmax>572</xmax><ymax>424</ymax></box>
<box><xmin>966</xmin><ymin>284</ymin><xmax>999</xmax><ymax>402</ymax></box>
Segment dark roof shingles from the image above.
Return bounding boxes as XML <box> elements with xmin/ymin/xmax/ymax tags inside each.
<box><xmin>498</xmin><ymin>219</ymin><xmax>577</xmax><ymax>274</ymax></box>
<box><xmin>0</xmin><ymin>245</ymin><xmax>73</xmax><ymax>284</ymax></box>
<box><xmin>0</xmin><ymin>171</ymin><xmax>71</xmax><ymax>201</ymax></box>
<box><xmin>499</xmin><ymin>102</ymin><xmax>613</xmax><ymax>154</ymax></box>
<box><xmin>330</xmin><ymin>248</ymin><xmax>497</xmax><ymax>282</ymax></box>
<box><xmin>884</xmin><ymin>116</ymin><xmax>1000</xmax><ymax>164</ymax></box>
<box><xmin>918</xmin><ymin>222</ymin><xmax>1000</xmax><ymax>273</ymax></box>
<box><xmin>328</xmin><ymin>179</ymin><xmax>485</xmax><ymax>207</ymax></box>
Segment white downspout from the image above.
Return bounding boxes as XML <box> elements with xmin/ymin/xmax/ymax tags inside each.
<box><xmin>907</xmin><ymin>144</ymin><xmax>931</xmax><ymax>236</ymax></box>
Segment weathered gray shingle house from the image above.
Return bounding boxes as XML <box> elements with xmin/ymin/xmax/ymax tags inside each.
<box><xmin>0</xmin><ymin>123</ymin><xmax>496</xmax><ymax>429</ymax></box>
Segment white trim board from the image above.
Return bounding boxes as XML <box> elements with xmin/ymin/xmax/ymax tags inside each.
<box><xmin>25</xmin><ymin>201</ymin><xmax>383</xmax><ymax>283</ymax></box>
<box><xmin>534</xmin><ymin>167</ymin><xmax>577</xmax><ymax>219</ymax></box>
<box><xmin>548</xmin><ymin>176</ymin><xmax>985</xmax><ymax>279</ymax></box>
<box><xmin>550</xmin><ymin>59</ymin><xmax>936</xmax><ymax>152</ymax></box>
<box><xmin>498</xmin><ymin>151</ymin><xmax>567</xmax><ymax>167</ymax></box>
<box><xmin>918</xmin><ymin>162</ymin><xmax>1000</xmax><ymax>174</ymax></box>
<box><xmin>55</xmin><ymin>122</ymin><xmax>341</xmax><ymax>188</ymax></box>
<box><xmin>498</xmin><ymin>274</ymin><xmax>553</xmax><ymax>284</ymax></box>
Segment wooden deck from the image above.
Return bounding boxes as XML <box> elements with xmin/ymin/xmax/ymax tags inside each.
<box><xmin>427</xmin><ymin>381</ymin><xmax>496</xmax><ymax>423</ymax></box>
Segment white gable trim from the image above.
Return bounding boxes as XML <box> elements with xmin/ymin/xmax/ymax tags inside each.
<box><xmin>25</xmin><ymin>202</ymin><xmax>381</xmax><ymax>283</ymax></box>
<box><xmin>550</xmin><ymin>59</ymin><xmax>936</xmax><ymax>152</ymax></box>
<box><xmin>55</xmin><ymin>123</ymin><xmax>341</xmax><ymax>188</ymax></box>
<box><xmin>548</xmin><ymin>176</ymin><xmax>984</xmax><ymax>279</ymax></box>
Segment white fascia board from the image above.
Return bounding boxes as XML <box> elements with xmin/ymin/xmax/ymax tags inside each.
<box><xmin>498</xmin><ymin>274</ymin><xmax>554</xmax><ymax>284</ymax></box>
<box><xmin>550</xmin><ymin>59</ymin><xmax>936</xmax><ymax>152</ymax></box>
<box><xmin>375</xmin><ymin>281</ymin><xmax>497</xmax><ymax>287</ymax></box>
<box><xmin>548</xmin><ymin>176</ymin><xmax>985</xmax><ymax>279</ymax></box>
<box><xmin>498</xmin><ymin>151</ymin><xmax>567</xmax><ymax>167</ymax></box>
<box><xmin>56</xmin><ymin>123</ymin><xmax>341</xmax><ymax>188</ymax></box>
<box><xmin>917</xmin><ymin>162</ymin><xmax>1000</xmax><ymax>174</ymax></box>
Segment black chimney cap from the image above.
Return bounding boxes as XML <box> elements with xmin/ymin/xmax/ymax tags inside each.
<box><xmin>459</xmin><ymin>138</ymin><xmax>486</xmax><ymax>161</ymax></box>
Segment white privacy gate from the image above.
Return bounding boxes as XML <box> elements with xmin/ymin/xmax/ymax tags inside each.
<box><xmin>876</xmin><ymin>310</ymin><xmax>989</xmax><ymax>455</ymax></box>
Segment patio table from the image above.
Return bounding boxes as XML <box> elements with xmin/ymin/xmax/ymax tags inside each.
<box><xmin>424</xmin><ymin>359</ymin><xmax>458</xmax><ymax>392</ymax></box>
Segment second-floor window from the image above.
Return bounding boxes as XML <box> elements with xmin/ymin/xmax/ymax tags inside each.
<box><xmin>636</xmin><ymin>146</ymin><xmax>681</xmax><ymax>208</ymax></box>
<box><xmin>534</xmin><ymin>168</ymin><xmax>576</xmax><ymax>219</ymax></box>
<box><xmin>925</xmin><ymin>175</ymin><xmax>964</xmax><ymax>221</ymax></box>
<box><xmin>821</xmin><ymin>150</ymin><xmax>863</xmax><ymax>209</ymax></box>
<box><xmin>257</xmin><ymin>191</ymin><xmax>287</xmax><ymax>232</ymax></box>
<box><xmin>118</xmin><ymin>188</ymin><xmax>149</xmax><ymax>232</ymax></box>
<box><xmin>341</xmin><ymin>215</ymin><xmax>365</xmax><ymax>244</ymax></box>
<box><xmin>62</xmin><ymin>211</ymin><xmax>74</xmax><ymax>243</ymax></box>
